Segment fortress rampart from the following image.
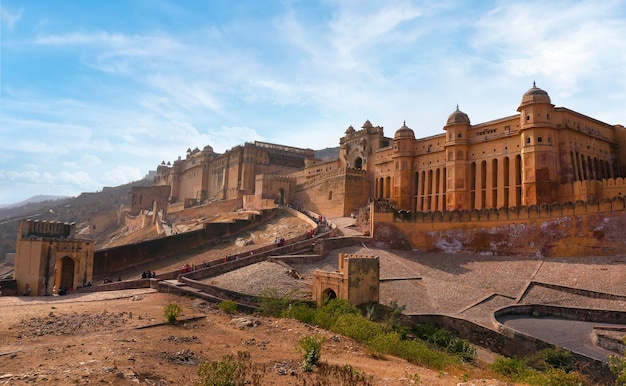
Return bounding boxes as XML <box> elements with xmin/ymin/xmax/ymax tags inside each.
<box><xmin>92</xmin><ymin>209</ymin><xmax>278</xmax><ymax>276</ymax></box>
<box><xmin>372</xmin><ymin>194</ymin><xmax>626</xmax><ymax>256</ymax></box>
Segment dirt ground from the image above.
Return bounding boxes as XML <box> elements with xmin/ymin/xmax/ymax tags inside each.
<box><xmin>0</xmin><ymin>290</ymin><xmax>503</xmax><ymax>385</ymax></box>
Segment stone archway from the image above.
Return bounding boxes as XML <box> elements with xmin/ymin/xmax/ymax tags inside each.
<box><xmin>322</xmin><ymin>288</ymin><xmax>337</xmax><ymax>302</ymax></box>
<box><xmin>59</xmin><ymin>256</ymin><xmax>75</xmax><ymax>289</ymax></box>
<box><xmin>278</xmin><ymin>188</ymin><xmax>285</xmax><ymax>205</ymax></box>
<box><xmin>354</xmin><ymin>157</ymin><xmax>363</xmax><ymax>169</ymax></box>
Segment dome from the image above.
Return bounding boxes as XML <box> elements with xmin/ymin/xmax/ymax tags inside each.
<box><xmin>362</xmin><ymin>120</ymin><xmax>373</xmax><ymax>129</ymax></box>
<box><xmin>446</xmin><ymin>105</ymin><xmax>470</xmax><ymax>125</ymax></box>
<box><xmin>345</xmin><ymin>125</ymin><xmax>356</xmax><ymax>134</ymax></box>
<box><xmin>394</xmin><ymin>121</ymin><xmax>415</xmax><ymax>139</ymax></box>
<box><xmin>520</xmin><ymin>81</ymin><xmax>551</xmax><ymax>106</ymax></box>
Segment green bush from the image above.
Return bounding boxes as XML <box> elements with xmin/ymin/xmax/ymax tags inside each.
<box><xmin>331</xmin><ymin>314</ymin><xmax>384</xmax><ymax>343</ymax></box>
<box><xmin>367</xmin><ymin>331</ymin><xmax>456</xmax><ymax>370</ymax></box>
<box><xmin>490</xmin><ymin>357</ymin><xmax>527</xmax><ymax>381</ymax></box>
<box><xmin>281</xmin><ymin>303</ymin><xmax>316</xmax><ymax>324</ymax></box>
<box><xmin>412</xmin><ymin>323</ymin><xmax>476</xmax><ymax>361</ymax></box>
<box><xmin>610</xmin><ymin>353</ymin><xmax>626</xmax><ymax>386</ymax></box>
<box><xmin>315</xmin><ymin>298</ymin><xmax>360</xmax><ymax>329</ymax></box>
<box><xmin>297</xmin><ymin>335</ymin><xmax>325</xmax><ymax>372</ymax></box>
<box><xmin>447</xmin><ymin>338</ymin><xmax>476</xmax><ymax>360</ymax></box>
<box><xmin>491</xmin><ymin>354</ymin><xmax>589</xmax><ymax>386</ymax></box>
<box><xmin>163</xmin><ymin>303</ymin><xmax>182</xmax><ymax>323</ymax></box>
<box><xmin>525</xmin><ymin>348</ymin><xmax>573</xmax><ymax>372</ymax></box>
<box><xmin>218</xmin><ymin>300</ymin><xmax>238</xmax><ymax>314</ymax></box>
<box><xmin>413</xmin><ymin>323</ymin><xmax>440</xmax><ymax>339</ymax></box>
<box><xmin>256</xmin><ymin>288</ymin><xmax>302</xmax><ymax>317</ymax></box>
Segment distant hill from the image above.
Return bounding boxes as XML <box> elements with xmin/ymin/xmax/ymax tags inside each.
<box><xmin>0</xmin><ymin>179</ymin><xmax>153</xmax><ymax>263</ymax></box>
<box><xmin>314</xmin><ymin>146</ymin><xmax>339</xmax><ymax>161</ymax></box>
<box><xmin>0</xmin><ymin>195</ymin><xmax>70</xmax><ymax>209</ymax></box>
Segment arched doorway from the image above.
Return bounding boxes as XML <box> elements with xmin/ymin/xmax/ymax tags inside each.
<box><xmin>354</xmin><ymin>157</ymin><xmax>363</xmax><ymax>169</ymax></box>
<box><xmin>59</xmin><ymin>256</ymin><xmax>75</xmax><ymax>289</ymax></box>
<box><xmin>322</xmin><ymin>288</ymin><xmax>337</xmax><ymax>303</ymax></box>
<box><xmin>277</xmin><ymin>188</ymin><xmax>285</xmax><ymax>205</ymax></box>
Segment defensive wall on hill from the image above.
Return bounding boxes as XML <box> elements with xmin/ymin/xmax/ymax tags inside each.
<box><xmin>372</xmin><ymin>195</ymin><xmax>626</xmax><ymax>257</ymax></box>
<box><xmin>92</xmin><ymin>208</ymin><xmax>279</xmax><ymax>275</ymax></box>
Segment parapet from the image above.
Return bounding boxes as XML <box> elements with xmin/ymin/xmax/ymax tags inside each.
<box><xmin>18</xmin><ymin>219</ymin><xmax>75</xmax><ymax>240</ymax></box>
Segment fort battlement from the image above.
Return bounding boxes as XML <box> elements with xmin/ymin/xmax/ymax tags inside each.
<box><xmin>19</xmin><ymin>219</ymin><xmax>76</xmax><ymax>239</ymax></box>
<box><xmin>381</xmin><ymin>195</ymin><xmax>626</xmax><ymax>224</ymax></box>
<box><xmin>372</xmin><ymin>193</ymin><xmax>626</xmax><ymax>257</ymax></box>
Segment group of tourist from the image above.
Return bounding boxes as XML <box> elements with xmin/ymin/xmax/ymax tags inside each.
<box><xmin>141</xmin><ymin>271</ymin><xmax>157</xmax><ymax>279</ymax></box>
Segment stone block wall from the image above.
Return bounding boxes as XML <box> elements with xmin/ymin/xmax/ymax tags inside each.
<box><xmin>372</xmin><ymin>198</ymin><xmax>626</xmax><ymax>256</ymax></box>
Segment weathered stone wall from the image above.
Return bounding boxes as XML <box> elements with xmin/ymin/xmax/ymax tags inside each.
<box><xmin>166</xmin><ymin>198</ymin><xmax>241</xmax><ymax>221</ymax></box>
<box><xmin>292</xmin><ymin>168</ymin><xmax>370</xmax><ymax>217</ymax></box>
<box><xmin>93</xmin><ymin>209</ymin><xmax>278</xmax><ymax>275</ymax></box>
<box><xmin>372</xmin><ymin>198</ymin><xmax>626</xmax><ymax>256</ymax></box>
<box><xmin>89</xmin><ymin>212</ymin><xmax>119</xmax><ymax>237</ymax></box>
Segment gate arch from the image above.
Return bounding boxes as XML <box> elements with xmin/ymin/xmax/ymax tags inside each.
<box><xmin>59</xmin><ymin>256</ymin><xmax>75</xmax><ymax>289</ymax></box>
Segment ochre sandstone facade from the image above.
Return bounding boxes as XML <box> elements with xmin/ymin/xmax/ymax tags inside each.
<box><xmin>375</xmin><ymin>83</ymin><xmax>626</xmax><ymax>211</ymax></box>
<box><xmin>153</xmin><ymin>141</ymin><xmax>313</xmax><ymax>207</ymax></box>
<box><xmin>13</xmin><ymin>220</ymin><xmax>94</xmax><ymax>296</ymax></box>
<box><xmin>152</xmin><ymin>83</ymin><xmax>626</xmax><ymax>223</ymax></box>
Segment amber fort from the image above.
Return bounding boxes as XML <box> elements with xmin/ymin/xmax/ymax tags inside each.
<box><xmin>10</xmin><ymin>83</ymin><xmax>626</xmax><ymax>295</ymax></box>
<box><xmin>139</xmin><ymin>83</ymin><xmax>626</xmax><ymax>255</ymax></box>
<box><xmin>149</xmin><ymin>83</ymin><xmax>626</xmax><ymax>215</ymax></box>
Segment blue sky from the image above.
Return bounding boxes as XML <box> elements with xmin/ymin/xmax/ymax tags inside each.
<box><xmin>1</xmin><ymin>0</ymin><xmax>625</xmax><ymax>205</ymax></box>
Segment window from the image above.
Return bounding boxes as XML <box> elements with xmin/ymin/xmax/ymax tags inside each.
<box><xmin>526</xmin><ymin>115</ymin><xmax>530</xmax><ymax>121</ymax></box>
<box><xmin>538</xmin><ymin>137</ymin><xmax>543</xmax><ymax>143</ymax></box>
<box><xmin>458</xmin><ymin>133</ymin><xmax>462</xmax><ymax>138</ymax></box>
<box><xmin>328</xmin><ymin>191</ymin><xmax>333</xmax><ymax>200</ymax></box>
<box><xmin>526</xmin><ymin>137</ymin><xmax>531</xmax><ymax>144</ymax></box>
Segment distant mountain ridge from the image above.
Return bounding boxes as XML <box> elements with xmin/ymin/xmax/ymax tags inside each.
<box><xmin>0</xmin><ymin>195</ymin><xmax>70</xmax><ymax>209</ymax></box>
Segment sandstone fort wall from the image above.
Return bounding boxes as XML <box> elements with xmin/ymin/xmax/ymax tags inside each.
<box><xmin>372</xmin><ymin>195</ymin><xmax>626</xmax><ymax>256</ymax></box>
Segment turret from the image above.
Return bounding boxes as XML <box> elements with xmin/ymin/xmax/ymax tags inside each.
<box><xmin>443</xmin><ymin>106</ymin><xmax>471</xmax><ymax>210</ymax></box>
<box><xmin>392</xmin><ymin>122</ymin><xmax>416</xmax><ymax>209</ymax></box>
<box><xmin>517</xmin><ymin>82</ymin><xmax>558</xmax><ymax>205</ymax></box>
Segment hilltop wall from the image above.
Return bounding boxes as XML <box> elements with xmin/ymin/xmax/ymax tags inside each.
<box><xmin>372</xmin><ymin>197</ymin><xmax>626</xmax><ymax>256</ymax></box>
<box><xmin>92</xmin><ymin>209</ymin><xmax>277</xmax><ymax>275</ymax></box>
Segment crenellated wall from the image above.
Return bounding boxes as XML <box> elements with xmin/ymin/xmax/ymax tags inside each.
<box><xmin>372</xmin><ymin>197</ymin><xmax>626</xmax><ymax>256</ymax></box>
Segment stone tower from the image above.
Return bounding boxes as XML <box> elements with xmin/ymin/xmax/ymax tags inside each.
<box><xmin>517</xmin><ymin>82</ymin><xmax>558</xmax><ymax>205</ymax></box>
<box><xmin>392</xmin><ymin>122</ymin><xmax>416</xmax><ymax>209</ymax></box>
<box><xmin>444</xmin><ymin>106</ymin><xmax>471</xmax><ymax>210</ymax></box>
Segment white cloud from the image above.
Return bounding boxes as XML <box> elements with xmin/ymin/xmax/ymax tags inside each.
<box><xmin>103</xmin><ymin>166</ymin><xmax>143</xmax><ymax>186</ymax></box>
<box><xmin>472</xmin><ymin>0</ymin><xmax>626</xmax><ymax>89</ymax></box>
<box><xmin>0</xmin><ymin>5</ymin><xmax>23</xmax><ymax>31</ymax></box>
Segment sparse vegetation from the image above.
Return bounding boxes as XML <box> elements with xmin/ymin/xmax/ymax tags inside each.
<box><xmin>490</xmin><ymin>349</ymin><xmax>588</xmax><ymax>385</ymax></box>
<box><xmin>218</xmin><ymin>300</ymin><xmax>238</xmax><ymax>314</ymax></box>
<box><xmin>297</xmin><ymin>335</ymin><xmax>325</xmax><ymax>372</ymax></box>
<box><xmin>196</xmin><ymin>351</ymin><xmax>263</xmax><ymax>386</ymax></box>
<box><xmin>609</xmin><ymin>337</ymin><xmax>626</xmax><ymax>385</ymax></box>
<box><xmin>163</xmin><ymin>303</ymin><xmax>183</xmax><ymax>323</ymax></box>
<box><xmin>256</xmin><ymin>288</ymin><xmax>303</xmax><ymax>317</ymax></box>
